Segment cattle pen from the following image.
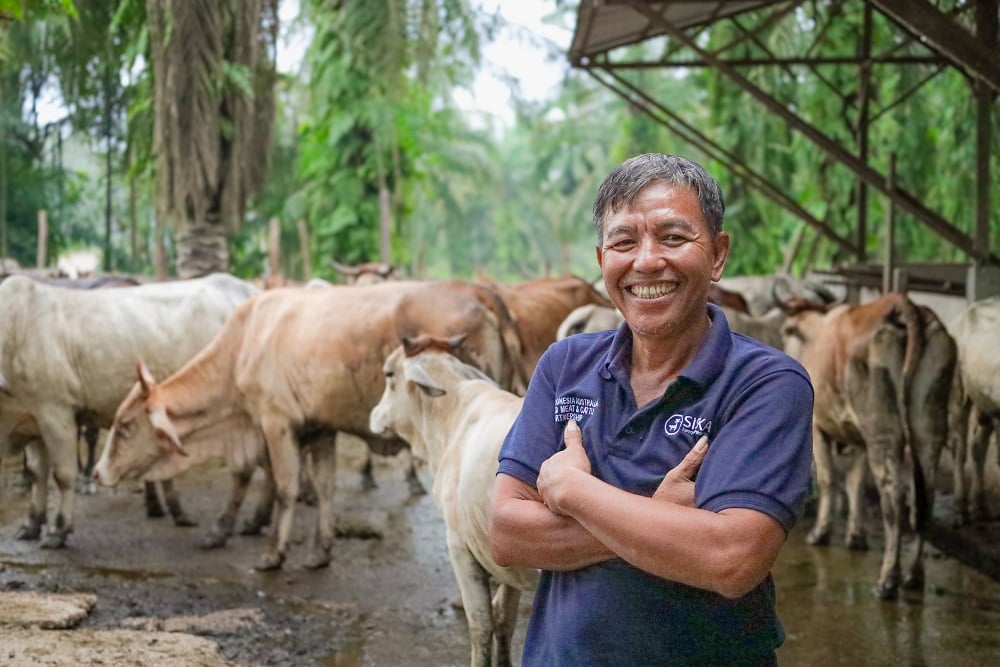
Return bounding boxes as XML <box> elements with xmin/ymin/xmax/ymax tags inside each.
<box><xmin>2</xmin><ymin>431</ymin><xmax>1000</xmax><ymax>665</ymax></box>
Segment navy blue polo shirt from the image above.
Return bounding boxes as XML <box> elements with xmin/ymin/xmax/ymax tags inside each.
<box><xmin>497</xmin><ymin>304</ymin><xmax>814</xmax><ymax>666</ymax></box>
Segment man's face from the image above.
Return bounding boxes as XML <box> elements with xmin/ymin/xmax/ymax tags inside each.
<box><xmin>596</xmin><ymin>182</ymin><xmax>729</xmax><ymax>340</ymax></box>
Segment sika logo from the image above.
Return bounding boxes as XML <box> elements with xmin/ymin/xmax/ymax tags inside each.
<box><xmin>664</xmin><ymin>414</ymin><xmax>712</xmax><ymax>437</ymax></box>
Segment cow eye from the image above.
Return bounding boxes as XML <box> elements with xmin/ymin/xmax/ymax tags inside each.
<box><xmin>384</xmin><ymin>371</ymin><xmax>395</xmax><ymax>379</ymax></box>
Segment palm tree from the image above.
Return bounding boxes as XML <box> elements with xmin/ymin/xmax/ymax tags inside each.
<box><xmin>146</xmin><ymin>0</ymin><xmax>278</xmax><ymax>277</ymax></box>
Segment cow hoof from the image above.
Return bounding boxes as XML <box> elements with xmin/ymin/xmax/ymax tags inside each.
<box><xmin>239</xmin><ymin>516</ymin><xmax>270</xmax><ymax>536</ymax></box>
<box><xmin>873</xmin><ymin>579</ymin><xmax>900</xmax><ymax>600</ymax></box>
<box><xmin>14</xmin><ymin>523</ymin><xmax>42</xmax><ymax>541</ymax></box>
<box><xmin>253</xmin><ymin>553</ymin><xmax>285</xmax><ymax>571</ymax></box>
<box><xmin>902</xmin><ymin>569</ymin><xmax>925</xmax><ymax>592</ymax></box>
<box><xmin>172</xmin><ymin>513</ymin><xmax>198</xmax><ymax>528</ymax></box>
<box><xmin>200</xmin><ymin>531</ymin><xmax>229</xmax><ymax>550</ymax></box>
<box><xmin>304</xmin><ymin>551</ymin><xmax>332</xmax><ymax>570</ymax></box>
<box><xmin>845</xmin><ymin>533</ymin><xmax>868</xmax><ymax>551</ymax></box>
<box><xmin>40</xmin><ymin>532</ymin><xmax>68</xmax><ymax>549</ymax></box>
<box><xmin>806</xmin><ymin>529</ymin><xmax>830</xmax><ymax>546</ymax></box>
<box><xmin>361</xmin><ymin>476</ymin><xmax>378</xmax><ymax>492</ymax></box>
<box><xmin>146</xmin><ymin>505</ymin><xmax>167</xmax><ymax>519</ymax></box>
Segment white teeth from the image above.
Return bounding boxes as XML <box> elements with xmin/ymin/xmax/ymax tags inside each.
<box><xmin>629</xmin><ymin>284</ymin><xmax>674</xmax><ymax>299</ymax></box>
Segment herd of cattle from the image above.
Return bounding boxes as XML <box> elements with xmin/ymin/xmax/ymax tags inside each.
<box><xmin>1</xmin><ymin>264</ymin><xmax>998</xmax><ymax>666</ymax></box>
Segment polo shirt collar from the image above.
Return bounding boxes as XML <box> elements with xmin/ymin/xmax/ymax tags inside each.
<box><xmin>598</xmin><ymin>302</ymin><xmax>733</xmax><ymax>394</ymax></box>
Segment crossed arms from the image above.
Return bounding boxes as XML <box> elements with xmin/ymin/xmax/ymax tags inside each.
<box><xmin>488</xmin><ymin>421</ymin><xmax>787</xmax><ymax>599</ymax></box>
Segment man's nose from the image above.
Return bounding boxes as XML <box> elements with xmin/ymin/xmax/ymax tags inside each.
<box><xmin>634</xmin><ymin>237</ymin><xmax>666</xmax><ymax>271</ymax></box>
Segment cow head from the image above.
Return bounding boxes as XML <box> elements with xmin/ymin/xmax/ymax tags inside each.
<box><xmin>370</xmin><ymin>335</ymin><xmax>486</xmax><ymax>462</ymax></box>
<box><xmin>93</xmin><ymin>360</ymin><xmax>189</xmax><ymax>487</ymax></box>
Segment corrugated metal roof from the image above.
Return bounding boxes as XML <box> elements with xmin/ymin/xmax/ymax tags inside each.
<box><xmin>569</xmin><ymin>1</ymin><xmax>786</xmax><ymax>64</ymax></box>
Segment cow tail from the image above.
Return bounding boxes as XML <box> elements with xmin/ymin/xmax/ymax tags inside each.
<box><xmin>895</xmin><ymin>296</ymin><xmax>927</xmax><ymax>531</ymax></box>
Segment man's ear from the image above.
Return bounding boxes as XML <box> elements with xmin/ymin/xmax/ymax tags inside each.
<box><xmin>711</xmin><ymin>232</ymin><xmax>730</xmax><ymax>282</ymax></box>
<box><xmin>595</xmin><ymin>245</ymin><xmax>603</xmax><ymax>268</ymax></box>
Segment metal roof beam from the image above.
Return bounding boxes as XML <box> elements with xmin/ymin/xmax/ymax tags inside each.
<box><xmin>870</xmin><ymin>0</ymin><xmax>1000</xmax><ymax>94</ymax></box>
<box><xmin>589</xmin><ymin>66</ymin><xmax>859</xmax><ymax>257</ymax></box>
<box><xmin>621</xmin><ymin>0</ymin><xmax>998</xmax><ymax>265</ymax></box>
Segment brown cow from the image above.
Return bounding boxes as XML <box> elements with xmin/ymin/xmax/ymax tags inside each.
<box><xmin>95</xmin><ymin>280</ymin><xmax>525</xmax><ymax>570</ymax></box>
<box><xmin>482</xmin><ymin>275</ymin><xmax>614</xmax><ymax>379</ymax></box>
<box><xmin>781</xmin><ymin>293</ymin><xmax>956</xmax><ymax>598</ymax></box>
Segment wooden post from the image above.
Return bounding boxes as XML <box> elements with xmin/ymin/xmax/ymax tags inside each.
<box><xmin>297</xmin><ymin>219</ymin><xmax>312</xmax><ymax>279</ymax></box>
<box><xmin>882</xmin><ymin>154</ymin><xmax>896</xmax><ymax>295</ymax></box>
<box><xmin>268</xmin><ymin>217</ymin><xmax>281</xmax><ymax>280</ymax></box>
<box><xmin>36</xmin><ymin>209</ymin><xmax>48</xmax><ymax>268</ymax></box>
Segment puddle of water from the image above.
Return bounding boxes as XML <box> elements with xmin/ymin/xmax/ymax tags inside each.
<box><xmin>320</xmin><ymin>638</ymin><xmax>365</xmax><ymax>667</ymax></box>
<box><xmin>773</xmin><ymin>525</ymin><xmax>1000</xmax><ymax>666</ymax></box>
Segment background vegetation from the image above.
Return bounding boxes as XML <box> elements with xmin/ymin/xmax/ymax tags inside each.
<box><xmin>0</xmin><ymin>0</ymin><xmax>995</xmax><ymax>283</ymax></box>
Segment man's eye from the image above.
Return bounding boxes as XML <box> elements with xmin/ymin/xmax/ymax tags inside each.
<box><xmin>611</xmin><ymin>239</ymin><xmax>635</xmax><ymax>250</ymax></box>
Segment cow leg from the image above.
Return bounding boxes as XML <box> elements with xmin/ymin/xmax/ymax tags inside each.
<box><xmin>447</xmin><ymin>537</ymin><xmax>494</xmax><ymax>667</ymax></box>
<box><xmin>403</xmin><ymin>449</ymin><xmax>427</xmax><ymax>496</ymax></box>
<box><xmin>303</xmin><ymin>438</ymin><xmax>337</xmax><ymax>570</ymax></box>
<box><xmin>491</xmin><ymin>584</ymin><xmax>521</xmax><ymax>667</ymax></box>
<box><xmin>255</xmin><ymin>417</ymin><xmax>299</xmax><ymax>571</ymax></box>
<box><xmin>240</xmin><ymin>468</ymin><xmax>275</xmax><ymax>536</ymax></box>
<box><xmin>14</xmin><ymin>439</ymin><xmax>48</xmax><ymax>541</ymax></box>
<box><xmin>949</xmin><ymin>385</ymin><xmax>972</xmax><ymax>526</ymax></box>
<box><xmin>34</xmin><ymin>413</ymin><xmax>78</xmax><ymax>549</ymax></box>
<box><xmin>160</xmin><ymin>480</ymin><xmax>197</xmax><ymax>526</ymax></box>
<box><xmin>144</xmin><ymin>481</ymin><xmax>166</xmax><ymax>518</ymax></box>
<box><xmin>843</xmin><ymin>447</ymin><xmax>869</xmax><ymax>551</ymax></box>
<box><xmin>807</xmin><ymin>428</ymin><xmax>836</xmax><ymax>546</ymax></box>
<box><xmin>968</xmin><ymin>410</ymin><xmax>994</xmax><ymax>522</ymax></box>
<box><xmin>75</xmin><ymin>425</ymin><xmax>99</xmax><ymax>495</ymax></box>
<box><xmin>359</xmin><ymin>452</ymin><xmax>378</xmax><ymax>491</ymax></box>
<box><xmin>864</xmin><ymin>361</ymin><xmax>907</xmax><ymax>600</ymax></box>
<box><xmin>201</xmin><ymin>468</ymin><xmax>255</xmax><ymax>548</ymax></box>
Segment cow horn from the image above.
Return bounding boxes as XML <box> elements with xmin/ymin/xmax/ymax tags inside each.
<box><xmin>137</xmin><ymin>360</ymin><xmax>156</xmax><ymax>397</ymax></box>
<box><xmin>330</xmin><ymin>260</ymin><xmax>361</xmax><ymax>276</ymax></box>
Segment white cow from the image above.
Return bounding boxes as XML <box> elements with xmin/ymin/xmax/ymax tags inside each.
<box><xmin>948</xmin><ymin>296</ymin><xmax>1000</xmax><ymax>524</ymax></box>
<box><xmin>369</xmin><ymin>336</ymin><xmax>538</xmax><ymax>667</ymax></box>
<box><xmin>0</xmin><ymin>273</ymin><xmax>260</xmax><ymax>548</ymax></box>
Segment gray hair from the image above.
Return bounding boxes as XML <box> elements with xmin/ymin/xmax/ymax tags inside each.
<box><xmin>592</xmin><ymin>153</ymin><xmax>725</xmax><ymax>242</ymax></box>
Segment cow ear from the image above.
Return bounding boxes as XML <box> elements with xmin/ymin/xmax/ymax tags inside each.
<box><xmin>149</xmin><ymin>408</ymin><xmax>188</xmax><ymax>457</ymax></box>
<box><xmin>404</xmin><ymin>360</ymin><xmax>446</xmax><ymax>398</ymax></box>
<box><xmin>137</xmin><ymin>360</ymin><xmax>156</xmax><ymax>397</ymax></box>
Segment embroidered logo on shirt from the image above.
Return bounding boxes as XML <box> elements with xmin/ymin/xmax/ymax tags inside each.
<box><xmin>664</xmin><ymin>413</ymin><xmax>712</xmax><ymax>437</ymax></box>
<box><xmin>553</xmin><ymin>395</ymin><xmax>599</xmax><ymax>422</ymax></box>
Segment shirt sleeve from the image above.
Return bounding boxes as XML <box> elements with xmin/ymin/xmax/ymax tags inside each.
<box><xmin>496</xmin><ymin>347</ymin><xmax>562</xmax><ymax>489</ymax></box>
<box><xmin>696</xmin><ymin>367</ymin><xmax>814</xmax><ymax>533</ymax></box>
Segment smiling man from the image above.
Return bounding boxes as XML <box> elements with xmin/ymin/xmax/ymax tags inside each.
<box><xmin>489</xmin><ymin>153</ymin><xmax>814</xmax><ymax>666</ymax></box>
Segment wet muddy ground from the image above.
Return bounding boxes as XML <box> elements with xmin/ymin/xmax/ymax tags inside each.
<box><xmin>2</xmin><ymin>436</ymin><xmax>1000</xmax><ymax>666</ymax></box>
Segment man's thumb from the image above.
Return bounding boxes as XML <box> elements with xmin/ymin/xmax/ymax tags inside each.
<box><xmin>563</xmin><ymin>419</ymin><xmax>583</xmax><ymax>448</ymax></box>
<box><xmin>678</xmin><ymin>436</ymin><xmax>709</xmax><ymax>472</ymax></box>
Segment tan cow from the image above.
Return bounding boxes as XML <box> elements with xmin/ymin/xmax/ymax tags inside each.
<box><xmin>948</xmin><ymin>296</ymin><xmax>1000</xmax><ymax>524</ymax></box>
<box><xmin>95</xmin><ymin>280</ymin><xmax>526</xmax><ymax>570</ymax></box>
<box><xmin>369</xmin><ymin>336</ymin><xmax>538</xmax><ymax>667</ymax></box>
<box><xmin>483</xmin><ymin>275</ymin><xmax>614</xmax><ymax>379</ymax></box>
<box><xmin>0</xmin><ymin>273</ymin><xmax>260</xmax><ymax>548</ymax></box>
<box><xmin>781</xmin><ymin>293</ymin><xmax>956</xmax><ymax>598</ymax></box>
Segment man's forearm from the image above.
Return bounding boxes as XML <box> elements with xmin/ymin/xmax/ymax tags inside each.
<box><xmin>490</xmin><ymin>477</ymin><xmax>616</xmax><ymax>570</ymax></box>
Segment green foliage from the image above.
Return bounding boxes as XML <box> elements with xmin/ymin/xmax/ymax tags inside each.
<box><xmin>4</xmin><ymin>1</ymin><xmax>999</xmax><ymax>283</ymax></box>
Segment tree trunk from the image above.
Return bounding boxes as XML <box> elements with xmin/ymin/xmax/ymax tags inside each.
<box><xmin>175</xmin><ymin>209</ymin><xmax>229</xmax><ymax>278</ymax></box>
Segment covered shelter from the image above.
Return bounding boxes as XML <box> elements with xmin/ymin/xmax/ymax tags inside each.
<box><xmin>568</xmin><ymin>0</ymin><xmax>1000</xmax><ymax>301</ymax></box>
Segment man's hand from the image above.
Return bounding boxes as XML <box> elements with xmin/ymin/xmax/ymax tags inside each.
<box><xmin>537</xmin><ymin>419</ymin><xmax>591</xmax><ymax>516</ymax></box>
<box><xmin>652</xmin><ymin>436</ymin><xmax>709</xmax><ymax>507</ymax></box>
